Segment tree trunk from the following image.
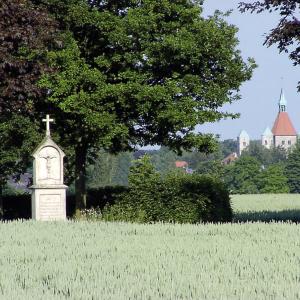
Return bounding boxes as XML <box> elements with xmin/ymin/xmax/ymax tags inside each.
<box><xmin>75</xmin><ymin>144</ymin><xmax>88</xmax><ymax>217</ymax></box>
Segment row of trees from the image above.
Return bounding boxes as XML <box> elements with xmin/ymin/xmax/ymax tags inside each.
<box><xmin>83</xmin><ymin>140</ymin><xmax>300</xmax><ymax>195</ymax></box>
<box><xmin>5</xmin><ymin>136</ymin><xmax>300</xmax><ymax>195</ymax></box>
<box><xmin>224</xmin><ymin>142</ymin><xmax>300</xmax><ymax>194</ymax></box>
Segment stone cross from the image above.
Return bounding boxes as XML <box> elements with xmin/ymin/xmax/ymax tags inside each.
<box><xmin>42</xmin><ymin>114</ymin><xmax>54</xmax><ymax>137</ymax></box>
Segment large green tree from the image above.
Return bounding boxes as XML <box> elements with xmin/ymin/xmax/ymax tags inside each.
<box><xmin>257</xmin><ymin>163</ymin><xmax>289</xmax><ymax>193</ymax></box>
<box><xmin>224</xmin><ymin>156</ymin><xmax>261</xmax><ymax>194</ymax></box>
<box><xmin>32</xmin><ymin>0</ymin><xmax>255</xmax><ymax>213</ymax></box>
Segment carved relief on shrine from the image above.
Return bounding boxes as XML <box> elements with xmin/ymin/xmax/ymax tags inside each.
<box><xmin>36</xmin><ymin>146</ymin><xmax>61</xmax><ymax>183</ymax></box>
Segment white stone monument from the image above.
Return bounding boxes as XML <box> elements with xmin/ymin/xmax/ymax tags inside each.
<box><xmin>30</xmin><ymin>115</ymin><xmax>67</xmax><ymax>220</ymax></box>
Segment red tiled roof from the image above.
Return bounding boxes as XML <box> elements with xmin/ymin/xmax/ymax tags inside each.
<box><xmin>175</xmin><ymin>161</ymin><xmax>188</xmax><ymax>168</ymax></box>
<box><xmin>272</xmin><ymin>112</ymin><xmax>297</xmax><ymax>136</ymax></box>
<box><xmin>222</xmin><ymin>152</ymin><xmax>238</xmax><ymax>165</ymax></box>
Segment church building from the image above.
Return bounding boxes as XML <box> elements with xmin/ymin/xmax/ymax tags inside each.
<box><xmin>270</xmin><ymin>89</ymin><xmax>297</xmax><ymax>149</ymax></box>
<box><xmin>238</xmin><ymin>89</ymin><xmax>297</xmax><ymax>155</ymax></box>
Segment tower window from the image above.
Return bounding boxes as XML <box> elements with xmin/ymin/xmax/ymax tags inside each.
<box><xmin>288</xmin><ymin>140</ymin><xmax>291</xmax><ymax>145</ymax></box>
<box><xmin>243</xmin><ymin>142</ymin><xmax>246</xmax><ymax>147</ymax></box>
<box><xmin>280</xmin><ymin>105</ymin><xmax>286</xmax><ymax>112</ymax></box>
<box><xmin>265</xmin><ymin>140</ymin><xmax>268</xmax><ymax>145</ymax></box>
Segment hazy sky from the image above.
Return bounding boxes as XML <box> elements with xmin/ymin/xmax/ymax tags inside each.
<box><xmin>200</xmin><ymin>0</ymin><xmax>299</xmax><ymax>140</ymax></box>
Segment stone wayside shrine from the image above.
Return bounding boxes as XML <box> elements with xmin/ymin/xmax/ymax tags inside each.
<box><xmin>30</xmin><ymin>115</ymin><xmax>68</xmax><ymax>220</ymax></box>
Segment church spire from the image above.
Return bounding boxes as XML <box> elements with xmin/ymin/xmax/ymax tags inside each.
<box><xmin>279</xmin><ymin>89</ymin><xmax>287</xmax><ymax>112</ymax></box>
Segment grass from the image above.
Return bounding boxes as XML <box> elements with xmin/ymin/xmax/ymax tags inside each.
<box><xmin>1</xmin><ymin>194</ymin><xmax>300</xmax><ymax>299</ymax></box>
<box><xmin>232</xmin><ymin>194</ymin><xmax>300</xmax><ymax>222</ymax></box>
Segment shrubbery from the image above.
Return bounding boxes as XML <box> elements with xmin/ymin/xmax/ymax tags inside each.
<box><xmin>102</xmin><ymin>156</ymin><xmax>232</xmax><ymax>223</ymax></box>
<box><xmin>2</xmin><ymin>156</ymin><xmax>232</xmax><ymax>223</ymax></box>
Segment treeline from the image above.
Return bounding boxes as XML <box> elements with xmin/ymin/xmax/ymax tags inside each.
<box><xmin>83</xmin><ymin>139</ymin><xmax>300</xmax><ymax>195</ymax></box>
<box><xmin>6</xmin><ymin>139</ymin><xmax>300</xmax><ymax>195</ymax></box>
<box><xmin>224</xmin><ymin>141</ymin><xmax>300</xmax><ymax>194</ymax></box>
<box><xmin>83</xmin><ymin>140</ymin><xmax>236</xmax><ymax>189</ymax></box>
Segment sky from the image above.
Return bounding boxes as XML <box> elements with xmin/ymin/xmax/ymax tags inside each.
<box><xmin>200</xmin><ymin>0</ymin><xmax>300</xmax><ymax>140</ymax></box>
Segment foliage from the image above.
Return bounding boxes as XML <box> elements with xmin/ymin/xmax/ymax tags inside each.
<box><xmin>1</xmin><ymin>221</ymin><xmax>300</xmax><ymax>299</ymax></box>
<box><xmin>149</xmin><ymin>146</ymin><xmax>178</xmax><ymax>176</ymax></box>
<box><xmin>84</xmin><ymin>140</ymin><xmax>289</xmax><ymax>195</ymax></box>
<box><xmin>86</xmin><ymin>150</ymin><xmax>133</xmax><ymax>187</ymax></box>
<box><xmin>224</xmin><ymin>155</ymin><xmax>261</xmax><ymax>194</ymax></box>
<box><xmin>220</xmin><ymin>139</ymin><xmax>238</xmax><ymax>157</ymax></box>
<box><xmin>0</xmin><ymin>0</ymin><xmax>59</xmax><ymax>114</ymax></box>
<box><xmin>257</xmin><ymin>164</ymin><xmax>290</xmax><ymax>194</ymax></box>
<box><xmin>285</xmin><ymin>143</ymin><xmax>300</xmax><ymax>193</ymax></box>
<box><xmin>1</xmin><ymin>185</ymin><xmax>129</xmax><ymax>220</ymax></box>
<box><xmin>0</xmin><ymin>0</ymin><xmax>60</xmax><ymax>211</ymax></box>
<box><xmin>34</xmin><ymin>0</ymin><xmax>255</xmax><ymax>211</ymax></box>
<box><xmin>242</xmin><ymin>141</ymin><xmax>287</xmax><ymax>166</ymax></box>
<box><xmin>76</xmin><ymin>207</ymin><xmax>102</xmax><ymax>221</ymax></box>
<box><xmin>195</xmin><ymin>154</ymin><xmax>225</xmax><ymax>178</ymax></box>
<box><xmin>103</xmin><ymin>155</ymin><xmax>232</xmax><ymax>223</ymax></box>
<box><xmin>239</xmin><ymin>1</ymin><xmax>300</xmax><ymax>90</ymax></box>
<box><xmin>0</xmin><ymin>115</ymin><xmax>42</xmax><ymax>204</ymax></box>
<box><xmin>224</xmin><ymin>142</ymin><xmax>288</xmax><ymax>194</ymax></box>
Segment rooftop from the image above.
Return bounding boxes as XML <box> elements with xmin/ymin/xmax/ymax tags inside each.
<box><xmin>272</xmin><ymin>112</ymin><xmax>297</xmax><ymax>136</ymax></box>
<box><xmin>263</xmin><ymin>127</ymin><xmax>273</xmax><ymax>136</ymax></box>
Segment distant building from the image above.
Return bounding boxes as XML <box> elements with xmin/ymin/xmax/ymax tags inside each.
<box><xmin>237</xmin><ymin>89</ymin><xmax>297</xmax><ymax>155</ymax></box>
<box><xmin>175</xmin><ymin>161</ymin><xmax>188</xmax><ymax>168</ymax></box>
<box><xmin>222</xmin><ymin>152</ymin><xmax>238</xmax><ymax>165</ymax></box>
<box><xmin>261</xmin><ymin>127</ymin><xmax>273</xmax><ymax>149</ymax></box>
<box><xmin>238</xmin><ymin>130</ymin><xmax>250</xmax><ymax>155</ymax></box>
<box><xmin>175</xmin><ymin>161</ymin><xmax>194</xmax><ymax>174</ymax></box>
<box><xmin>271</xmin><ymin>89</ymin><xmax>297</xmax><ymax>149</ymax></box>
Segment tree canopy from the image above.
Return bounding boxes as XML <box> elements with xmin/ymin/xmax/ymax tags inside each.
<box><xmin>0</xmin><ymin>0</ymin><xmax>59</xmax><ymax>114</ymax></box>
<box><xmin>2</xmin><ymin>0</ymin><xmax>255</xmax><ymax>213</ymax></box>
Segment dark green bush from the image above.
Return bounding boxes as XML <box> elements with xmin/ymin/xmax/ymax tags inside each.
<box><xmin>1</xmin><ymin>194</ymin><xmax>31</xmax><ymax>220</ymax></box>
<box><xmin>2</xmin><ymin>157</ymin><xmax>232</xmax><ymax>223</ymax></box>
<box><xmin>103</xmin><ymin>156</ymin><xmax>232</xmax><ymax>223</ymax></box>
<box><xmin>1</xmin><ymin>186</ymin><xmax>128</xmax><ymax>220</ymax></box>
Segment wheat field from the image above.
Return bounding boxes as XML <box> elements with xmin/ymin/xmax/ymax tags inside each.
<box><xmin>0</xmin><ymin>194</ymin><xmax>300</xmax><ymax>299</ymax></box>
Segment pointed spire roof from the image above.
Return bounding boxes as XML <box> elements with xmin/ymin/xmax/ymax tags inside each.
<box><xmin>279</xmin><ymin>89</ymin><xmax>287</xmax><ymax>106</ymax></box>
<box><xmin>278</xmin><ymin>89</ymin><xmax>287</xmax><ymax>112</ymax></box>
<box><xmin>239</xmin><ymin>130</ymin><xmax>249</xmax><ymax>138</ymax></box>
<box><xmin>263</xmin><ymin>127</ymin><xmax>273</xmax><ymax>136</ymax></box>
<box><xmin>272</xmin><ymin>112</ymin><xmax>297</xmax><ymax>136</ymax></box>
<box><xmin>272</xmin><ymin>89</ymin><xmax>297</xmax><ymax>136</ymax></box>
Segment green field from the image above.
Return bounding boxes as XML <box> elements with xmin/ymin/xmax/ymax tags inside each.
<box><xmin>1</xmin><ymin>194</ymin><xmax>300</xmax><ymax>299</ymax></box>
<box><xmin>232</xmin><ymin>193</ymin><xmax>300</xmax><ymax>222</ymax></box>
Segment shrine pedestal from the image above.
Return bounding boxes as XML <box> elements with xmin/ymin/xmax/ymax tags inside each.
<box><xmin>31</xmin><ymin>185</ymin><xmax>67</xmax><ymax>221</ymax></box>
<box><xmin>30</xmin><ymin>115</ymin><xmax>68</xmax><ymax>221</ymax></box>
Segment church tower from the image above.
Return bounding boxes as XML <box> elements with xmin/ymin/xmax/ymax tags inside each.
<box><xmin>238</xmin><ymin>130</ymin><xmax>250</xmax><ymax>155</ymax></box>
<box><xmin>261</xmin><ymin>127</ymin><xmax>273</xmax><ymax>149</ymax></box>
<box><xmin>272</xmin><ymin>89</ymin><xmax>297</xmax><ymax>149</ymax></box>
